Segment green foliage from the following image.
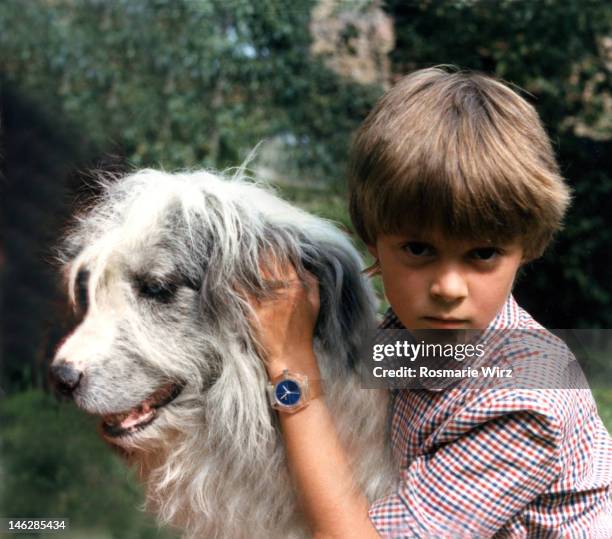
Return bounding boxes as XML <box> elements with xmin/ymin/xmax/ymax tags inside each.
<box><xmin>0</xmin><ymin>390</ymin><xmax>177</xmax><ymax>538</ymax></box>
<box><xmin>387</xmin><ymin>0</ymin><xmax>611</xmax><ymax>137</ymax></box>
<box><xmin>593</xmin><ymin>388</ymin><xmax>612</xmax><ymax>433</ymax></box>
<box><xmin>0</xmin><ymin>0</ymin><xmax>379</xmax><ymax>181</ymax></box>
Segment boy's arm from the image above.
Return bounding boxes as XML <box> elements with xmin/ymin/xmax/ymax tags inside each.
<box><xmin>278</xmin><ymin>382</ymin><xmax>379</xmax><ymax>538</ymax></box>
<box><xmin>248</xmin><ymin>264</ymin><xmax>379</xmax><ymax>538</ymax></box>
<box><xmin>369</xmin><ymin>392</ymin><xmax>563</xmax><ymax>537</ymax></box>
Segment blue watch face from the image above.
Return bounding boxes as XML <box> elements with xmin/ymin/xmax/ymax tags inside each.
<box><xmin>274</xmin><ymin>379</ymin><xmax>302</xmax><ymax>406</ymax></box>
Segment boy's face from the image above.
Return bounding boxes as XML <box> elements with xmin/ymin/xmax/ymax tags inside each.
<box><xmin>369</xmin><ymin>229</ymin><xmax>524</xmax><ymax>330</ymax></box>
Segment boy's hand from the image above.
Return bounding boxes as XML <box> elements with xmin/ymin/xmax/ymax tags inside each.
<box><xmin>246</xmin><ymin>260</ymin><xmax>321</xmax><ymax>379</ymax></box>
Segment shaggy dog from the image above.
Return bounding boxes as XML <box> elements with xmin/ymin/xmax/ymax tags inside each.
<box><xmin>50</xmin><ymin>168</ymin><xmax>396</xmax><ymax>538</ymax></box>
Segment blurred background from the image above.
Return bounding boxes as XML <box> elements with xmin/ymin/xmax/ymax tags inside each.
<box><xmin>1</xmin><ymin>0</ymin><xmax>611</xmax><ymax>537</ymax></box>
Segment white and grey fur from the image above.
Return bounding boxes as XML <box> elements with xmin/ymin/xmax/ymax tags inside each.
<box><xmin>53</xmin><ymin>167</ymin><xmax>396</xmax><ymax>539</ymax></box>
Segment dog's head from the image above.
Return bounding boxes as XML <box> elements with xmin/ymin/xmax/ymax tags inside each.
<box><xmin>51</xmin><ymin>169</ymin><xmax>377</xmax><ymax>449</ymax></box>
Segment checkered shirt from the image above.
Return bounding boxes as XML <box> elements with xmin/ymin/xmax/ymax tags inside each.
<box><xmin>369</xmin><ymin>295</ymin><xmax>612</xmax><ymax>538</ymax></box>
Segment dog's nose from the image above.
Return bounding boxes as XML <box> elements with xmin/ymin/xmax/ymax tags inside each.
<box><xmin>50</xmin><ymin>359</ymin><xmax>83</xmax><ymax>396</ymax></box>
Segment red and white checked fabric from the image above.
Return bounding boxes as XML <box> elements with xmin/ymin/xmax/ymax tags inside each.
<box><xmin>369</xmin><ymin>295</ymin><xmax>612</xmax><ymax>538</ymax></box>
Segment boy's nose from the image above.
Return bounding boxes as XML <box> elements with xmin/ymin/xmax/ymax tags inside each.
<box><xmin>429</xmin><ymin>269</ymin><xmax>468</xmax><ymax>303</ymax></box>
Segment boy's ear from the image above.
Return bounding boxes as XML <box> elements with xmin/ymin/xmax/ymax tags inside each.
<box><xmin>366</xmin><ymin>244</ymin><xmax>378</xmax><ymax>259</ymax></box>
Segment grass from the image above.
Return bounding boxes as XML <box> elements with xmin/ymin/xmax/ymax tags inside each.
<box><xmin>0</xmin><ymin>390</ymin><xmax>178</xmax><ymax>539</ymax></box>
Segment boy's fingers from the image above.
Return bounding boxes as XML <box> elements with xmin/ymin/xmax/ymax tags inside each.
<box><xmin>257</xmin><ymin>256</ymin><xmax>316</xmax><ymax>294</ymax></box>
<box><xmin>235</xmin><ymin>253</ymin><xmax>318</xmax><ymax>310</ymax></box>
<box><xmin>259</xmin><ymin>256</ymin><xmax>299</xmax><ymax>283</ymax></box>
<box><xmin>302</xmin><ymin>271</ymin><xmax>320</xmax><ymax>304</ymax></box>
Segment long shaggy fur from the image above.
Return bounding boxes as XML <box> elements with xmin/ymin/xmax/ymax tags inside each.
<box><xmin>53</xmin><ymin>167</ymin><xmax>396</xmax><ymax>538</ymax></box>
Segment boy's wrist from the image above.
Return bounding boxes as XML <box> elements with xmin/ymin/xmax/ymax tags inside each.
<box><xmin>265</xmin><ymin>352</ymin><xmax>321</xmax><ymax>380</ymax></box>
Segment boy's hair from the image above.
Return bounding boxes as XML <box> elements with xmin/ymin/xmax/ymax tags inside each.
<box><xmin>348</xmin><ymin>67</ymin><xmax>571</xmax><ymax>260</ymax></box>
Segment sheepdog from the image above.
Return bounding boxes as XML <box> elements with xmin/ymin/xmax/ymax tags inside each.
<box><xmin>50</xmin><ymin>167</ymin><xmax>396</xmax><ymax>538</ymax></box>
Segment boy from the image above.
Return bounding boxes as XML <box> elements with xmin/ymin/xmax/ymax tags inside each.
<box><xmin>249</xmin><ymin>67</ymin><xmax>612</xmax><ymax>537</ymax></box>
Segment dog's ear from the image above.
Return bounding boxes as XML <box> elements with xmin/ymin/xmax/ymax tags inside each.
<box><xmin>301</xmin><ymin>237</ymin><xmax>377</xmax><ymax>372</ymax></box>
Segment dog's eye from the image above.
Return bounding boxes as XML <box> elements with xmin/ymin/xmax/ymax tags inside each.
<box><xmin>138</xmin><ymin>280</ymin><xmax>176</xmax><ymax>303</ymax></box>
<box><xmin>76</xmin><ymin>269</ymin><xmax>89</xmax><ymax>312</ymax></box>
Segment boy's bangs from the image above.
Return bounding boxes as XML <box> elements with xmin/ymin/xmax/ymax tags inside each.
<box><xmin>349</xmin><ymin>69</ymin><xmax>571</xmax><ymax>259</ymax></box>
<box><xmin>374</xmin><ymin>160</ymin><xmax>539</xmax><ymax>248</ymax></box>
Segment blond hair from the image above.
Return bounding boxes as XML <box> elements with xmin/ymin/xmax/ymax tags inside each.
<box><xmin>348</xmin><ymin>67</ymin><xmax>571</xmax><ymax>260</ymax></box>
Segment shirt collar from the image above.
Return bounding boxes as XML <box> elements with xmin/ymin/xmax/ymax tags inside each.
<box><xmin>486</xmin><ymin>294</ymin><xmax>521</xmax><ymax>330</ymax></box>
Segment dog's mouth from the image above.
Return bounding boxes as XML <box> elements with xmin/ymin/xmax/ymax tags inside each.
<box><xmin>101</xmin><ymin>382</ymin><xmax>184</xmax><ymax>438</ymax></box>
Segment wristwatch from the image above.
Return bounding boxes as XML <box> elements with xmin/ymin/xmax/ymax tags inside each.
<box><xmin>267</xmin><ymin>369</ymin><xmax>324</xmax><ymax>413</ymax></box>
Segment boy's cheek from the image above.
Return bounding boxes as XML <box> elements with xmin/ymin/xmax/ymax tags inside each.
<box><xmin>470</xmin><ymin>272</ymin><xmax>520</xmax><ymax>327</ymax></box>
<box><xmin>379</xmin><ymin>272</ymin><xmax>424</xmax><ymax>327</ymax></box>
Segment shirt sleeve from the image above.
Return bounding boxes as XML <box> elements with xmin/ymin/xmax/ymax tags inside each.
<box><xmin>369</xmin><ymin>405</ymin><xmax>562</xmax><ymax>538</ymax></box>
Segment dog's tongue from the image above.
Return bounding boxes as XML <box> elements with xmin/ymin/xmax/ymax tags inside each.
<box><xmin>103</xmin><ymin>382</ymin><xmax>179</xmax><ymax>431</ymax></box>
<box><xmin>118</xmin><ymin>403</ymin><xmax>155</xmax><ymax>429</ymax></box>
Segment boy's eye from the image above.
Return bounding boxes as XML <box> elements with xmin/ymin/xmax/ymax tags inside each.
<box><xmin>470</xmin><ymin>247</ymin><xmax>499</xmax><ymax>261</ymax></box>
<box><xmin>402</xmin><ymin>242</ymin><xmax>434</xmax><ymax>256</ymax></box>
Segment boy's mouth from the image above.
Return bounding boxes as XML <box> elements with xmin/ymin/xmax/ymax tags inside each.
<box><xmin>422</xmin><ymin>316</ymin><xmax>469</xmax><ymax>328</ymax></box>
